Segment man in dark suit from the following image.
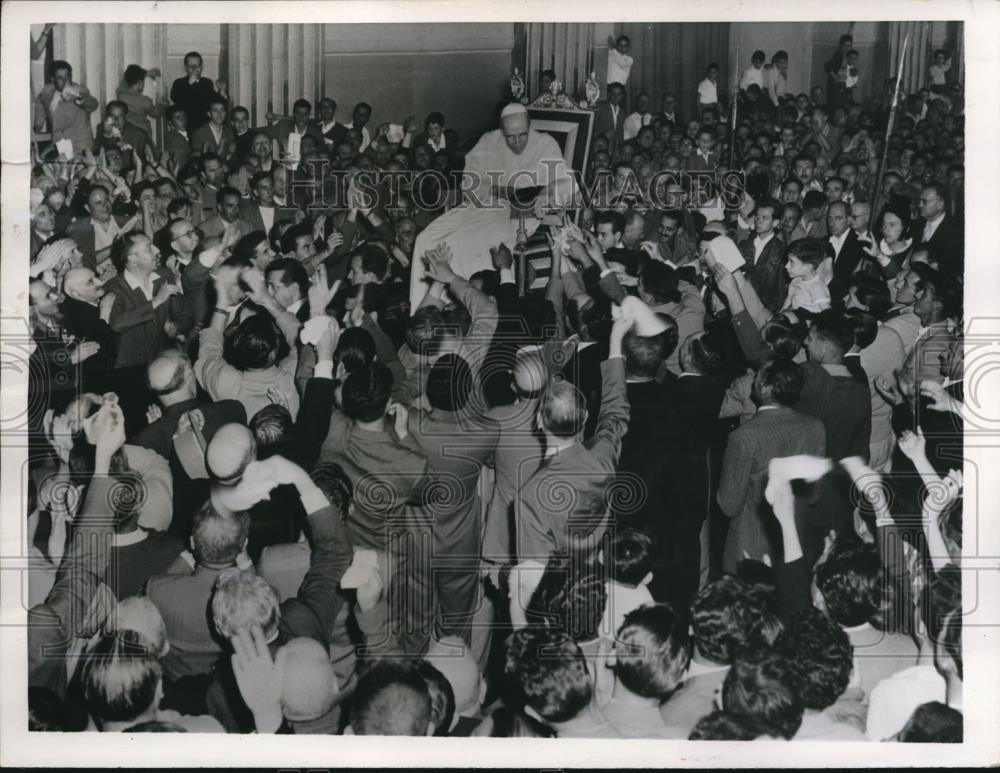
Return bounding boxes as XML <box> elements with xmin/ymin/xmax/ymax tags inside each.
<box><xmin>67</xmin><ymin>185</ymin><xmax>127</xmax><ymax>273</ymax></box>
<box><xmin>240</xmin><ymin>172</ymin><xmax>278</xmax><ymax>235</ymax></box>
<box><xmin>826</xmin><ymin>200</ymin><xmax>871</xmax><ymax>303</ymax></box>
<box><xmin>313</xmin><ymin>97</ymin><xmax>348</xmax><ymax>152</ymax></box>
<box><xmin>170</xmin><ymin>51</ymin><xmax>226</xmax><ymax>132</ymax></box>
<box><xmin>911</xmin><ymin>183</ymin><xmax>964</xmax><ymax>276</ymax></box>
<box><xmin>717</xmin><ymin>359</ymin><xmax>826</xmax><ymax>574</ymax></box>
<box><xmin>794</xmin><ymin>310</ymin><xmax>872</xmax><ymax>564</ymax></box>
<box><xmin>60</xmin><ymin>267</ymin><xmax>117</xmax><ymax>393</ymax></box>
<box><xmin>190</xmin><ymin>97</ymin><xmax>237</xmax><ymax>163</ymax></box>
<box><xmin>132</xmin><ymin>349</ymin><xmax>247</xmax><ymax>539</ymax></box>
<box><xmin>738</xmin><ymin>198</ymin><xmax>787</xmax><ymax>314</ymax></box>
<box><xmin>97</xmin><ymin>100</ymin><xmax>149</xmax><ymax>174</ymax></box>
<box><xmin>516</xmin><ymin>313</ymin><xmax>630</xmax><ymax>563</ymax></box>
<box><xmin>265</xmin><ymin>98</ymin><xmax>325</xmax><ymax>157</ymax></box>
<box><xmin>406</xmin><ymin>354</ymin><xmax>500</xmax><ymax>652</ymax></box>
<box><xmin>103</xmin><ymin>232</ymin><xmax>194</xmax><ymax>434</ymax></box>
<box><xmin>593</xmin><ymin>82</ymin><xmax>627</xmax><ymax>157</ymax></box>
<box><xmin>657</xmin><ymin>91</ymin><xmax>683</xmax><ymax>129</ymax></box>
<box><xmin>146</xmin><ymin>499</ymin><xmax>249</xmax><ymax>682</ymax></box>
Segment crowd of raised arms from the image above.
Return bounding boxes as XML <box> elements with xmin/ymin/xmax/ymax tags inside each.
<box><xmin>25</xmin><ymin>33</ymin><xmax>965</xmax><ymax>741</ymax></box>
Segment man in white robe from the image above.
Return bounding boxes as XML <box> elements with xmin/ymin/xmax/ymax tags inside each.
<box><xmin>408</xmin><ymin>104</ymin><xmax>577</xmax><ymax>310</ymax></box>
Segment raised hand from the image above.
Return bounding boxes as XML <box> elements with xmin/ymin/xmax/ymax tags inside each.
<box><xmin>69</xmin><ymin>340</ymin><xmax>101</xmax><ymax>365</ymax></box>
<box><xmin>316</xmin><ymin>317</ymin><xmax>341</xmax><ymax>362</ymax></box>
<box><xmin>422</xmin><ymin>242</ymin><xmax>456</xmax><ymax>284</ymax></box>
<box><xmin>307</xmin><ymin>264</ymin><xmax>339</xmax><ymax>317</ymax></box>
<box><xmin>897</xmin><ymin>428</ymin><xmax>927</xmax><ymax>461</ymax></box>
<box><xmin>152</xmin><ymin>283</ymin><xmax>180</xmax><ymax>308</ymax></box>
<box><xmin>145</xmin><ymin>403</ymin><xmax>163</xmax><ymax>425</ymax></box>
<box><xmin>387</xmin><ymin>402</ymin><xmax>409</xmax><ymax>440</ymax></box>
<box><xmin>491</xmin><ymin>242</ymin><xmax>513</xmax><ymax>271</ymax></box>
<box><xmin>230</xmin><ymin>625</ymin><xmax>286</xmax><ymax>731</ymax></box>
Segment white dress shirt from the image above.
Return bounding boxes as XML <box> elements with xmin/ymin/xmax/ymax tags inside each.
<box><xmin>829</xmin><ymin>230</ymin><xmax>849</xmax><ymax>259</ymax></box>
<box><xmin>753</xmin><ymin>231</ymin><xmax>776</xmax><ymax>262</ymax></box>
<box><xmin>922</xmin><ymin>212</ymin><xmax>945</xmax><ymax>242</ymax></box>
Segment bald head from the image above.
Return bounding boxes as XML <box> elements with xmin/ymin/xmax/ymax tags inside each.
<box><xmin>63</xmin><ymin>266</ymin><xmax>105</xmax><ymax>306</ymax></box>
<box><xmin>206</xmin><ymin>423</ymin><xmax>256</xmax><ymax>483</ymax></box>
<box><xmin>513</xmin><ymin>351</ymin><xmax>547</xmax><ymax>397</ymax></box>
<box><xmin>147</xmin><ymin>350</ymin><xmax>195</xmax><ymax>405</ymax></box>
<box><xmin>501</xmin><ymin>111</ymin><xmax>530</xmax><ymax>156</ymax></box>
<box><xmin>280</xmin><ymin>638</ymin><xmax>339</xmax><ymax>722</ymax></box>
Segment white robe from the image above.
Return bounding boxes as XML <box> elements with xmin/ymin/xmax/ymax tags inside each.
<box><xmin>409</xmin><ymin>127</ymin><xmax>575</xmax><ymax>311</ymax></box>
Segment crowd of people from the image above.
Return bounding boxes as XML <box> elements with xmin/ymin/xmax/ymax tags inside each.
<box><xmin>25</xmin><ymin>31</ymin><xmax>965</xmax><ymax>742</ymax></box>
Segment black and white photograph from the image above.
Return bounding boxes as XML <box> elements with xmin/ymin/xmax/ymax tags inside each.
<box><xmin>1</xmin><ymin>1</ymin><xmax>998</xmax><ymax>768</ymax></box>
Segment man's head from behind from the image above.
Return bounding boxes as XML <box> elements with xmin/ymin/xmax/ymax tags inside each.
<box><xmin>425</xmin><ymin>353</ymin><xmax>474</xmax><ymax>413</ymax></box>
<box><xmin>774</xmin><ymin>608</ymin><xmax>853</xmax><ymax>710</ymax></box>
<box><xmin>691</xmin><ymin>576</ymin><xmax>780</xmax><ymax>665</ymax></box>
<box><xmin>505</xmin><ymin>626</ymin><xmax>592</xmax><ymax>725</ymax></box>
<box><xmin>211</xmin><ymin>568</ymin><xmax>281</xmax><ymax>642</ymax></box>
<box><xmin>146</xmin><ymin>349</ymin><xmax>197</xmax><ymax>406</ymax></box>
<box><xmin>622</xmin><ymin>322</ymin><xmax>679</xmax><ymax>380</ymax></box>
<box><xmin>80</xmin><ymin>629</ymin><xmax>162</xmax><ymax>728</ymax></box>
<box><xmin>804</xmin><ymin>309</ymin><xmax>853</xmax><ymax>365</ymax></box>
<box><xmin>721</xmin><ymin>652</ymin><xmax>803</xmax><ymax>739</ymax></box>
<box><xmin>351</xmin><ymin>659</ymin><xmax>434</xmax><ymax>736</ymax></box>
<box><xmin>190</xmin><ymin>498</ymin><xmax>250</xmax><ymax>568</ymax></box>
<box><xmin>538</xmin><ymin>379</ymin><xmax>587</xmax><ymax>440</ymax></box>
<box><xmin>813</xmin><ymin>541</ymin><xmax>883</xmax><ymax>627</ymax></box>
<box><xmin>752</xmin><ymin>358</ymin><xmax>804</xmax><ymax>407</ymax></box>
<box><xmin>613</xmin><ymin>603</ymin><xmax>691</xmax><ymax>702</ymax></box>
<box><xmin>341</xmin><ymin>362</ymin><xmax>393</xmax><ymax>423</ymax></box>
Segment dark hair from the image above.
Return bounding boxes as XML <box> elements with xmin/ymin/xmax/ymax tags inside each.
<box><xmin>606</xmin><ymin>528</ymin><xmax>654</xmax><ymax>586</ymax></box>
<box><xmin>594</xmin><ymin>209</ymin><xmax>625</xmax><ymax>235</ymax></box>
<box><xmin>899</xmin><ymin>701</ymin><xmax>963</xmax><ymax>743</ymax></box>
<box><xmin>334</xmin><ymin>326</ymin><xmax>376</xmax><ymax>374</ymax></box>
<box><xmin>166</xmin><ymin>105</ymin><xmax>186</xmax><ymax>123</ymax></box>
<box><xmin>352</xmin><ymin>659</ymin><xmax>431</xmax><ymax>736</ymax></box>
<box><xmin>249</xmin><ymin>403</ymin><xmax>294</xmax><ymax>451</ymax></box>
<box><xmin>415</xmin><ymin>660</ymin><xmax>456</xmax><ymax>736</ymax></box>
<box><xmin>504</xmin><ymin>627</ymin><xmax>592</xmax><ymax>723</ymax></box>
<box><xmin>639</xmin><ymin>260</ymin><xmax>681</xmax><ymax>305</ymax></box>
<box><xmin>787</xmin><ymin>237</ymin><xmax>828</xmax><ymax>268</ymax></box>
<box><xmin>123</xmin><ymin>64</ymin><xmax>147</xmax><ymax>87</ymax></box>
<box><xmin>406</xmin><ymin>306</ymin><xmax>445</xmax><ymax>357</ymax></box>
<box><xmin>352</xmin><ymin>243</ymin><xmax>390</xmax><ymax>282</ymax></box>
<box><xmin>815</xmin><ymin>541</ymin><xmax>882</xmax><ymax>627</ymax></box>
<box><xmin>691</xmin><ymin>576</ymin><xmax>779</xmax><ymax>664</ymax></box>
<box><xmin>772</xmin><ymin>50</ymin><xmax>789</xmax><ymax>64</ymax></box>
<box><xmin>341</xmin><ymin>362</ymin><xmax>393</xmax><ymax>423</ymax></box>
<box><xmin>683</xmin><ymin>332</ymin><xmax>723</xmax><ymax>375</ymax></box>
<box><xmin>775</xmin><ymin>608</ymin><xmax>853</xmax><ymax>710</ymax></box>
<box><xmin>218</xmin><ymin>185</ymin><xmax>242</xmax><ymax>207</ymax></box>
<box><xmin>52</xmin><ymin>60</ymin><xmax>73</xmax><ymax>76</ymax></box>
<box><xmin>265</xmin><ymin>256</ymin><xmax>309</xmax><ymax>300</ymax></box>
<box><xmin>841</xmin><ymin>308</ymin><xmax>878</xmax><ymax>350</ymax></box>
<box><xmin>232</xmin><ymin>231</ymin><xmax>269</xmax><ymax>264</ymax></box>
<box><xmin>527</xmin><ymin>553</ymin><xmax>607</xmax><ymax>643</ymax></box>
<box><xmin>223</xmin><ymin>312</ymin><xmax>288</xmax><ymax>371</ymax></box>
<box><xmin>689</xmin><ymin>710</ymin><xmax>772</xmax><ymax>740</ymax></box>
<box><xmin>310</xmin><ymin>462</ymin><xmax>354</xmax><ymax>518</ymax></box>
<box><xmin>762</xmin><ymin>320</ymin><xmax>802</xmax><ymax>360</ymax></box>
<box><xmin>425</xmin><ymin>111</ymin><xmax>445</xmax><ymax>127</ymax></box>
<box><xmin>167</xmin><ymin>197</ymin><xmax>193</xmax><ymax>218</ymax></box>
<box><xmin>109</xmin><ymin>231</ymin><xmax>145</xmax><ymax>274</ymax></box>
<box><xmin>105</xmin><ymin>99</ymin><xmax>128</xmax><ymax>116</ymax></box>
<box><xmin>622</xmin><ymin>324</ymin><xmax>678</xmax><ymax>380</ymax></box>
<box><xmin>758</xmin><ymin>358</ymin><xmax>805</xmax><ymax>406</ymax></box>
<box><xmin>811</xmin><ymin>308</ymin><xmax>854</xmax><ymax>357</ymax></box>
<box><xmin>849</xmin><ymin>274</ymin><xmax>892</xmax><ymax>319</ymax></box>
<box><xmin>722</xmin><ymin>652</ymin><xmax>803</xmax><ymax>739</ymax></box>
<box><xmin>425</xmin><ymin>353</ymin><xmax>474</xmax><ymax>413</ymax></box>
<box><xmin>802</xmin><ymin>191</ymin><xmax>827</xmax><ymax>212</ymax></box>
<box><xmin>615</xmin><ymin>604</ymin><xmax>691</xmax><ymax>701</ymax></box>
<box><xmin>292</xmin><ymin>98</ymin><xmax>311</xmax><ymax>113</ymax></box>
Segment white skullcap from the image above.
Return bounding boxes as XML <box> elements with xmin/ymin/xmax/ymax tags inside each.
<box><xmin>500</xmin><ymin>102</ymin><xmax>529</xmax><ymax>119</ymax></box>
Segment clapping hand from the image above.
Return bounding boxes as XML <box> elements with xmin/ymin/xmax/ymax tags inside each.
<box><xmin>307</xmin><ymin>264</ymin><xmax>340</xmax><ymax>318</ymax></box>
<box><xmin>422</xmin><ymin>243</ymin><xmax>456</xmax><ymax>284</ymax></box>
<box><xmin>69</xmin><ymin>340</ymin><xmax>101</xmax><ymax>365</ymax></box>
<box><xmin>490</xmin><ymin>242</ymin><xmax>513</xmax><ymax>271</ymax></box>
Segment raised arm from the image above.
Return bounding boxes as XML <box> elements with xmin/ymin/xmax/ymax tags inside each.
<box><xmin>584</xmin><ymin>317</ymin><xmax>630</xmax><ymax>470</ymax></box>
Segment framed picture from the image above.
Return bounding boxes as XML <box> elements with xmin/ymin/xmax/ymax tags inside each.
<box><xmin>526</xmin><ymin>106</ymin><xmax>595</xmax><ymax>180</ymax></box>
